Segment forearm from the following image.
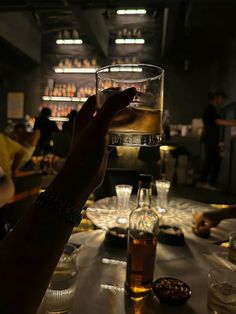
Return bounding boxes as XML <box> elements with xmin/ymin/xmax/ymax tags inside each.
<box><xmin>0</xmin><ymin>165</ymin><xmax>86</xmax><ymax>314</ymax></box>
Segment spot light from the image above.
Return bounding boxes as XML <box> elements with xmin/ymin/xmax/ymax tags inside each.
<box><xmin>117</xmin><ymin>9</ymin><xmax>146</xmax><ymax>15</ymax></box>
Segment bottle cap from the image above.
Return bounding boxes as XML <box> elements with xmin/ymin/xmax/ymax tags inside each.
<box><xmin>139</xmin><ymin>174</ymin><xmax>153</xmax><ymax>188</ymax></box>
<box><xmin>139</xmin><ymin>174</ymin><xmax>153</xmax><ymax>182</ymax></box>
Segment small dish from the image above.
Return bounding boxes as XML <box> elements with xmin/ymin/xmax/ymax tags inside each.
<box><xmin>152</xmin><ymin>277</ymin><xmax>191</xmax><ymax>304</ymax></box>
<box><xmin>105</xmin><ymin>227</ymin><xmax>128</xmax><ymax>247</ymax></box>
<box><xmin>157</xmin><ymin>225</ymin><xmax>185</xmax><ymax>245</ymax></box>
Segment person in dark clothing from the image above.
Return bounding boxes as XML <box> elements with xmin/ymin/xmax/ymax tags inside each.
<box><xmin>62</xmin><ymin>110</ymin><xmax>77</xmax><ymax>136</ymax></box>
<box><xmin>200</xmin><ymin>90</ymin><xmax>236</xmax><ymax>188</ymax></box>
<box><xmin>34</xmin><ymin>108</ymin><xmax>59</xmax><ymax>155</ymax></box>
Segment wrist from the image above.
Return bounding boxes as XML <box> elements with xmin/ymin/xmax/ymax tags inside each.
<box><xmin>34</xmin><ymin>191</ymin><xmax>83</xmax><ymax>226</ymax></box>
<box><xmin>48</xmin><ymin>162</ymin><xmax>91</xmax><ymax>208</ymax></box>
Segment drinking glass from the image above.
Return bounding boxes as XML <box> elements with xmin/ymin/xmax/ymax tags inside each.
<box><xmin>208</xmin><ymin>268</ymin><xmax>236</xmax><ymax>313</ymax></box>
<box><xmin>155</xmin><ymin>180</ymin><xmax>171</xmax><ymax>214</ymax></box>
<box><xmin>229</xmin><ymin>232</ymin><xmax>236</xmax><ymax>265</ymax></box>
<box><xmin>115</xmin><ymin>184</ymin><xmax>133</xmax><ymax>226</ymax></box>
<box><xmin>43</xmin><ymin>243</ymin><xmax>78</xmax><ymax>313</ymax></box>
<box><xmin>96</xmin><ymin>64</ymin><xmax>164</xmax><ymax>146</ymax></box>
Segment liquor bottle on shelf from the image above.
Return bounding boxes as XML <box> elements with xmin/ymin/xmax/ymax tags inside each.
<box><xmin>57</xmin><ymin>84</ymin><xmax>62</xmax><ymax>97</ymax></box>
<box><xmin>74</xmin><ymin>58</ymin><xmax>79</xmax><ymax>67</ymax></box>
<box><xmin>58</xmin><ymin>60</ymin><xmax>64</xmax><ymax>68</ymax></box>
<box><xmin>127</xmin><ymin>30</ymin><xmax>132</xmax><ymax>38</ymax></box>
<box><xmin>63</xmin><ymin>30</ymin><xmax>70</xmax><ymax>39</ymax></box>
<box><xmin>133</xmin><ymin>28</ymin><xmax>138</xmax><ymax>38</ymax></box>
<box><xmin>91</xmin><ymin>58</ymin><xmax>97</xmax><ymax>66</ymax></box>
<box><xmin>58</xmin><ymin>32</ymin><xmax>62</xmax><ymax>39</ymax></box>
<box><xmin>137</xmin><ymin>30</ymin><xmax>142</xmax><ymax>38</ymax></box>
<box><xmin>44</xmin><ymin>86</ymin><xmax>49</xmax><ymax>96</ymax></box>
<box><xmin>123</xmin><ymin>28</ymin><xmax>128</xmax><ymax>38</ymax></box>
<box><xmin>125</xmin><ymin>174</ymin><xmax>159</xmax><ymax>300</ymax></box>
<box><xmin>117</xmin><ymin>30</ymin><xmax>122</xmax><ymax>38</ymax></box>
<box><xmin>72</xmin><ymin>29</ymin><xmax>79</xmax><ymax>39</ymax></box>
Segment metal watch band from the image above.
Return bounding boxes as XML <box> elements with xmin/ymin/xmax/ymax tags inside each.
<box><xmin>33</xmin><ymin>191</ymin><xmax>83</xmax><ymax>226</ymax></box>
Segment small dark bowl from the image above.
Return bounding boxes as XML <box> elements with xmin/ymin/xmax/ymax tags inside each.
<box><xmin>157</xmin><ymin>225</ymin><xmax>185</xmax><ymax>245</ymax></box>
<box><xmin>152</xmin><ymin>277</ymin><xmax>191</xmax><ymax>304</ymax></box>
<box><xmin>105</xmin><ymin>227</ymin><xmax>127</xmax><ymax>247</ymax></box>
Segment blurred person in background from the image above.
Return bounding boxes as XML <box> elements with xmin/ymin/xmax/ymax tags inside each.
<box><xmin>199</xmin><ymin>90</ymin><xmax>236</xmax><ymax>189</ymax></box>
<box><xmin>62</xmin><ymin>110</ymin><xmax>77</xmax><ymax>136</ymax></box>
<box><xmin>52</xmin><ymin>110</ymin><xmax>78</xmax><ymax>165</ymax></box>
<box><xmin>0</xmin><ymin>133</ymin><xmax>26</xmax><ymax>177</ymax></box>
<box><xmin>34</xmin><ymin>107</ymin><xmax>59</xmax><ymax>155</ymax></box>
<box><xmin>11</xmin><ymin>124</ymin><xmax>40</xmax><ymax>168</ymax></box>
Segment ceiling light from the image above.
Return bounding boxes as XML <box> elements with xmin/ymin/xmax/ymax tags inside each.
<box><xmin>54</xmin><ymin>67</ymin><xmax>97</xmax><ymax>73</ymax></box>
<box><xmin>117</xmin><ymin>9</ymin><xmax>146</xmax><ymax>15</ymax></box>
<box><xmin>115</xmin><ymin>38</ymin><xmax>145</xmax><ymax>44</ymax></box>
<box><xmin>56</xmin><ymin>39</ymin><xmax>83</xmax><ymax>45</ymax></box>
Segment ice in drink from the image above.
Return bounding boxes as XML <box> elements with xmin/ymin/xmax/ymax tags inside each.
<box><xmin>109</xmin><ymin>105</ymin><xmax>162</xmax><ymax>135</ymax></box>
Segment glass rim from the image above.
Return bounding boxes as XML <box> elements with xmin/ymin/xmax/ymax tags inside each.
<box><xmin>115</xmin><ymin>184</ymin><xmax>133</xmax><ymax>189</ymax></box>
<box><xmin>208</xmin><ymin>267</ymin><xmax>235</xmax><ymax>283</ymax></box>
<box><xmin>96</xmin><ymin>63</ymin><xmax>164</xmax><ymax>81</ymax></box>
<box><xmin>155</xmin><ymin>179</ymin><xmax>171</xmax><ymax>183</ymax></box>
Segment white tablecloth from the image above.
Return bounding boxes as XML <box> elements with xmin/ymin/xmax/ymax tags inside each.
<box><xmin>67</xmin><ymin>197</ymin><xmax>236</xmax><ymax>314</ymax></box>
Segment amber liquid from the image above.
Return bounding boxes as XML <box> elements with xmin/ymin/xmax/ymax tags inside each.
<box><xmin>109</xmin><ymin>106</ymin><xmax>162</xmax><ymax>135</ymax></box>
<box><xmin>125</xmin><ymin>231</ymin><xmax>157</xmax><ymax>299</ymax></box>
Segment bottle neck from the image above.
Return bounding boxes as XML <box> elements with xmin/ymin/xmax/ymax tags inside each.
<box><xmin>137</xmin><ymin>187</ymin><xmax>151</xmax><ymax>208</ymax></box>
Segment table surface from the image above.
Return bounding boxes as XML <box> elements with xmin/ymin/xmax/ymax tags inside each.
<box><xmin>40</xmin><ymin>197</ymin><xmax>236</xmax><ymax>314</ymax></box>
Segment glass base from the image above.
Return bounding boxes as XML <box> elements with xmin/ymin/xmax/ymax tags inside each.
<box><xmin>116</xmin><ymin>217</ymin><xmax>128</xmax><ymax>225</ymax></box>
<box><xmin>108</xmin><ymin>133</ymin><xmax>162</xmax><ymax>147</ymax></box>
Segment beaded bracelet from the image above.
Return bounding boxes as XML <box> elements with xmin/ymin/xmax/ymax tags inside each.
<box><xmin>33</xmin><ymin>191</ymin><xmax>83</xmax><ymax>226</ymax></box>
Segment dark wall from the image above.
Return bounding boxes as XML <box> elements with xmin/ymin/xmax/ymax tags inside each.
<box><xmin>163</xmin><ymin>61</ymin><xmax>218</xmax><ymax>124</ymax></box>
<box><xmin>0</xmin><ymin>42</ymin><xmax>41</xmax><ymax>130</ymax></box>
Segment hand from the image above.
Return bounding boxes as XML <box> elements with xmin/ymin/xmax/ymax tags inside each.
<box><xmin>51</xmin><ymin>87</ymin><xmax>136</xmax><ymax>206</ymax></box>
<box><xmin>194</xmin><ymin>211</ymin><xmax>222</xmax><ymax>233</ymax></box>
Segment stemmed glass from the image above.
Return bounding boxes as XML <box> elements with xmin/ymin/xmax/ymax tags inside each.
<box><xmin>155</xmin><ymin>180</ymin><xmax>171</xmax><ymax>216</ymax></box>
<box><xmin>115</xmin><ymin>185</ymin><xmax>133</xmax><ymax>227</ymax></box>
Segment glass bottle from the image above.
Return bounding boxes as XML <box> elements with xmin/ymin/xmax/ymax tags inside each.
<box><xmin>125</xmin><ymin>174</ymin><xmax>159</xmax><ymax>300</ymax></box>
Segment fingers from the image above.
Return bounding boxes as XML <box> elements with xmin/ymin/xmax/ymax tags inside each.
<box><xmin>73</xmin><ymin>95</ymin><xmax>96</xmax><ymax>135</ymax></box>
<box><xmin>95</xmin><ymin>87</ymin><xmax>136</xmax><ymax>136</ymax></box>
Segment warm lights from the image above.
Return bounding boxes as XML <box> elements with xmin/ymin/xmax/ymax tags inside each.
<box><xmin>42</xmin><ymin>96</ymin><xmax>87</xmax><ymax>102</ymax></box>
<box><xmin>115</xmin><ymin>38</ymin><xmax>145</xmax><ymax>44</ymax></box>
<box><xmin>49</xmin><ymin>117</ymin><xmax>69</xmax><ymax>122</ymax></box>
<box><xmin>56</xmin><ymin>39</ymin><xmax>83</xmax><ymax>45</ymax></box>
<box><xmin>54</xmin><ymin>67</ymin><xmax>97</xmax><ymax>73</ymax></box>
<box><xmin>117</xmin><ymin>9</ymin><xmax>146</xmax><ymax>15</ymax></box>
<box><xmin>110</xmin><ymin>66</ymin><xmax>143</xmax><ymax>72</ymax></box>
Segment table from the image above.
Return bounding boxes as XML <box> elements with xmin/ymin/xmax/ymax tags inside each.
<box><xmin>43</xmin><ymin>197</ymin><xmax>236</xmax><ymax>314</ymax></box>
